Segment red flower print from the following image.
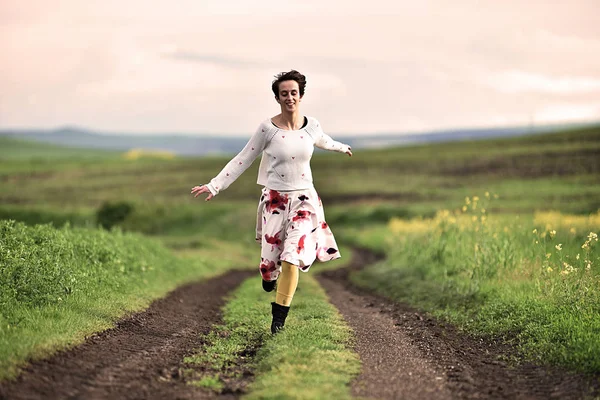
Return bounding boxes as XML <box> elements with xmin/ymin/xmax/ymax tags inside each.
<box><xmin>265</xmin><ymin>230</ymin><xmax>282</xmax><ymax>251</ymax></box>
<box><xmin>321</xmin><ymin>222</ymin><xmax>328</xmax><ymax>229</ymax></box>
<box><xmin>292</xmin><ymin>210</ymin><xmax>311</xmax><ymax>222</ymax></box>
<box><xmin>259</xmin><ymin>259</ymin><xmax>277</xmax><ymax>279</ymax></box>
<box><xmin>296</xmin><ymin>234</ymin><xmax>306</xmax><ymax>254</ymax></box>
<box><xmin>266</xmin><ymin>190</ymin><xmax>289</xmax><ymax>213</ymax></box>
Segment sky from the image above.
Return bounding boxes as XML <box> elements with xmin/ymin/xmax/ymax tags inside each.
<box><xmin>1</xmin><ymin>0</ymin><xmax>599</xmax><ymax>136</ymax></box>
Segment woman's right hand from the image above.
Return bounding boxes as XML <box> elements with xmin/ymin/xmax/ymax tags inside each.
<box><xmin>191</xmin><ymin>185</ymin><xmax>214</xmax><ymax>201</ymax></box>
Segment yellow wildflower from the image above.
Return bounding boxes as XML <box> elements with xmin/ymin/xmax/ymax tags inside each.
<box><xmin>560</xmin><ymin>270</ymin><xmax>570</xmax><ymax>276</ymax></box>
<box><xmin>586</xmin><ymin>260</ymin><xmax>592</xmax><ymax>270</ymax></box>
<box><xmin>462</xmin><ymin>206</ymin><xmax>467</xmax><ymax>212</ymax></box>
<box><xmin>549</xmin><ymin>230</ymin><xmax>556</xmax><ymax>238</ymax></box>
<box><xmin>576</xmin><ymin>254</ymin><xmax>580</xmax><ymax>260</ymax></box>
<box><xmin>562</xmin><ymin>262</ymin><xmax>576</xmax><ymax>275</ymax></box>
<box><xmin>532</xmin><ymin>228</ymin><xmax>538</xmax><ymax>234</ymax></box>
<box><xmin>546</xmin><ymin>266</ymin><xmax>553</xmax><ymax>273</ymax></box>
<box><xmin>546</xmin><ymin>253</ymin><xmax>551</xmax><ymax>259</ymax></box>
<box><xmin>555</xmin><ymin>244</ymin><xmax>563</xmax><ymax>251</ymax></box>
<box><xmin>481</xmin><ymin>208</ymin><xmax>486</xmax><ymax>214</ymax></box>
<box><xmin>465</xmin><ymin>197</ymin><xmax>471</xmax><ymax>205</ymax></box>
<box><xmin>485</xmin><ymin>192</ymin><xmax>490</xmax><ymax>198</ymax></box>
<box><xmin>472</xmin><ymin>216</ymin><xmax>478</xmax><ymax>222</ymax></box>
<box><xmin>493</xmin><ymin>193</ymin><xmax>499</xmax><ymax>199</ymax></box>
<box><xmin>473</xmin><ymin>196</ymin><xmax>480</xmax><ymax>202</ymax></box>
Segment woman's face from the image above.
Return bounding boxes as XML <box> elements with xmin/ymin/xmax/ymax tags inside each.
<box><xmin>276</xmin><ymin>80</ymin><xmax>302</xmax><ymax>112</ymax></box>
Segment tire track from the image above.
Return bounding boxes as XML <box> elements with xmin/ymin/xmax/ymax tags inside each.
<box><xmin>0</xmin><ymin>269</ymin><xmax>254</xmax><ymax>400</ymax></box>
<box><xmin>319</xmin><ymin>248</ymin><xmax>600</xmax><ymax>400</ymax></box>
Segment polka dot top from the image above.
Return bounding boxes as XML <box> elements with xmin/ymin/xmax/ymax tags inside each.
<box><xmin>206</xmin><ymin>117</ymin><xmax>350</xmax><ymax>196</ymax></box>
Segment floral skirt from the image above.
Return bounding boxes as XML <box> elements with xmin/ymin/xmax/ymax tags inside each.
<box><xmin>255</xmin><ymin>186</ymin><xmax>341</xmax><ymax>281</ymax></box>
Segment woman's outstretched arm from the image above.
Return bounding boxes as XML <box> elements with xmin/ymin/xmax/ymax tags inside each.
<box><xmin>312</xmin><ymin>119</ymin><xmax>352</xmax><ymax>157</ymax></box>
<box><xmin>191</xmin><ymin>122</ymin><xmax>269</xmax><ymax>201</ymax></box>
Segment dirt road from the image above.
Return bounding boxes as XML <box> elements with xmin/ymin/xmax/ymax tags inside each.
<box><xmin>0</xmin><ymin>270</ymin><xmax>254</xmax><ymax>400</ymax></box>
<box><xmin>2</xmin><ymin>250</ymin><xmax>598</xmax><ymax>400</ymax></box>
<box><xmin>319</xmin><ymin>249</ymin><xmax>600</xmax><ymax>400</ymax></box>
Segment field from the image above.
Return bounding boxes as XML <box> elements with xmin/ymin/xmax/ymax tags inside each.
<box><xmin>1</xmin><ymin>126</ymin><xmax>599</xmax><ymax>399</ymax></box>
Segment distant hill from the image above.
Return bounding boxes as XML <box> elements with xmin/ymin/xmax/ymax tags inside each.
<box><xmin>0</xmin><ymin>128</ymin><xmax>247</xmax><ymax>157</ymax></box>
<box><xmin>1</xmin><ymin>123</ymin><xmax>597</xmax><ymax>157</ymax></box>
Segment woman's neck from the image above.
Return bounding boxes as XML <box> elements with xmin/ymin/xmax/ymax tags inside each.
<box><xmin>274</xmin><ymin>112</ymin><xmax>304</xmax><ymax>131</ymax></box>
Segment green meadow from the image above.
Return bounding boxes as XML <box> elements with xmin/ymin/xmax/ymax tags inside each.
<box><xmin>1</xmin><ymin>124</ymin><xmax>599</xmax><ymax>390</ymax></box>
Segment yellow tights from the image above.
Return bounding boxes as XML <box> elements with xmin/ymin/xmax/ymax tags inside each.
<box><xmin>275</xmin><ymin>261</ymin><xmax>299</xmax><ymax>307</ymax></box>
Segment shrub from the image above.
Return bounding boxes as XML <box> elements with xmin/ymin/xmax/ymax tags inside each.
<box><xmin>96</xmin><ymin>201</ymin><xmax>134</xmax><ymax>229</ymax></box>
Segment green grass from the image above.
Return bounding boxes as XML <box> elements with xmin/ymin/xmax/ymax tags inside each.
<box><xmin>185</xmin><ymin>274</ymin><xmax>360</xmax><ymax>399</ymax></box>
<box><xmin>0</xmin><ymin>220</ymin><xmax>253</xmax><ymax>380</ymax></box>
<box><xmin>346</xmin><ymin>199</ymin><xmax>600</xmax><ymax>373</ymax></box>
<box><xmin>0</xmin><ymin>136</ymin><xmax>120</xmax><ymax>161</ymax></box>
<box><xmin>2</xmin><ymin>122</ymin><xmax>600</xmax><ymax>383</ymax></box>
<box><xmin>1</xmin><ymin>125</ymin><xmax>599</xmax><ymax>215</ymax></box>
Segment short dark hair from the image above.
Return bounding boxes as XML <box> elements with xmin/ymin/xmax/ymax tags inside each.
<box><xmin>271</xmin><ymin>70</ymin><xmax>306</xmax><ymax>97</ymax></box>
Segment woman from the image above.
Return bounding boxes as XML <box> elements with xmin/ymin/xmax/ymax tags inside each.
<box><xmin>191</xmin><ymin>70</ymin><xmax>352</xmax><ymax>334</ymax></box>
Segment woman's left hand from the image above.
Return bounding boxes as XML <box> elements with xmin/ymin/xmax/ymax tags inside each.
<box><xmin>191</xmin><ymin>185</ymin><xmax>214</xmax><ymax>201</ymax></box>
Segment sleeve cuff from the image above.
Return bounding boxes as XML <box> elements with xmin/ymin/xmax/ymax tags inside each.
<box><xmin>205</xmin><ymin>182</ymin><xmax>218</xmax><ymax>196</ymax></box>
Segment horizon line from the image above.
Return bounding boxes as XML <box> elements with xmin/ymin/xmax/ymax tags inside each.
<box><xmin>0</xmin><ymin>119</ymin><xmax>599</xmax><ymax>138</ymax></box>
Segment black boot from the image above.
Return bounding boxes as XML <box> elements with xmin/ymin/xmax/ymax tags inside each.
<box><xmin>262</xmin><ymin>279</ymin><xmax>277</xmax><ymax>292</ymax></box>
<box><xmin>271</xmin><ymin>302</ymin><xmax>290</xmax><ymax>334</ymax></box>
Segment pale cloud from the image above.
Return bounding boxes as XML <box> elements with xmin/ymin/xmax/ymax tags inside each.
<box><xmin>534</xmin><ymin>103</ymin><xmax>600</xmax><ymax>124</ymax></box>
<box><xmin>483</xmin><ymin>70</ymin><xmax>600</xmax><ymax>94</ymax></box>
<box><xmin>0</xmin><ymin>0</ymin><xmax>599</xmax><ymax>135</ymax></box>
<box><xmin>165</xmin><ymin>52</ymin><xmax>268</xmax><ymax>68</ymax></box>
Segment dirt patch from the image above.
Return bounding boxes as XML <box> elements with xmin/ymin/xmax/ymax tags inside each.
<box><xmin>322</xmin><ymin>192</ymin><xmax>441</xmax><ymax>205</ymax></box>
<box><xmin>319</xmin><ymin>249</ymin><xmax>600</xmax><ymax>400</ymax></box>
<box><xmin>439</xmin><ymin>148</ymin><xmax>600</xmax><ymax>178</ymax></box>
<box><xmin>0</xmin><ymin>269</ymin><xmax>255</xmax><ymax>400</ymax></box>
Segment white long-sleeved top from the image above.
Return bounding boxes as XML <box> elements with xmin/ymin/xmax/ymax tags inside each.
<box><xmin>206</xmin><ymin>117</ymin><xmax>350</xmax><ymax>196</ymax></box>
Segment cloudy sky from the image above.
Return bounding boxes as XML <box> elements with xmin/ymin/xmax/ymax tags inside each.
<box><xmin>1</xmin><ymin>0</ymin><xmax>599</xmax><ymax>136</ymax></box>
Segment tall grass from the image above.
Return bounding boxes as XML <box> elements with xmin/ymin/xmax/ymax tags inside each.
<box><xmin>0</xmin><ymin>220</ymin><xmax>252</xmax><ymax>380</ymax></box>
<box><xmin>350</xmin><ymin>195</ymin><xmax>600</xmax><ymax>372</ymax></box>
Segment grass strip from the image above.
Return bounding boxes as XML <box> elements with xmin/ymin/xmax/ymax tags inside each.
<box><xmin>0</xmin><ymin>220</ymin><xmax>251</xmax><ymax>381</ymax></box>
<box><xmin>345</xmin><ymin>205</ymin><xmax>600</xmax><ymax>373</ymax></box>
<box><xmin>185</xmin><ymin>273</ymin><xmax>360</xmax><ymax>399</ymax></box>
